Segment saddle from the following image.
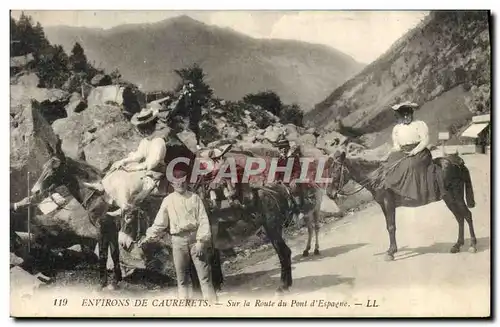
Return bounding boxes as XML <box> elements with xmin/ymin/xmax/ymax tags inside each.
<box><xmin>144</xmin><ymin>170</ymin><xmax>165</xmax><ymax>181</ymax></box>
<box><xmin>439</xmin><ymin>152</ymin><xmax>464</xmax><ymax>167</ymax></box>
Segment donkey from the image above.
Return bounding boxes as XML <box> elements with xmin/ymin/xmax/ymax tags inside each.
<box><xmin>325</xmin><ymin>150</ymin><xmax>477</xmax><ymax>261</ymax></box>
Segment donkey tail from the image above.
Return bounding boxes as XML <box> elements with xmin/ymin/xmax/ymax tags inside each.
<box><xmin>460</xmin><ymin>164</ymin><xmax>475</xmax><ymax>208</ymax></box>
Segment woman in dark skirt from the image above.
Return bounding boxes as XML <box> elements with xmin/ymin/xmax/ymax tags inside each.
<box><xmin>384</xmin><ymin>101</ymin><xmax>444</xmax><ymax>205</ymax></box>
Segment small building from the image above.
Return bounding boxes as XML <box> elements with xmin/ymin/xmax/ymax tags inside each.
<box><xmin>460</xmin><ymin>114</ymin><xmax>491</xmax><ymax>154</ymax></box>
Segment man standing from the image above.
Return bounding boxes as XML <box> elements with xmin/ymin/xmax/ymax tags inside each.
<box><xmin>275</xmin><ymin>136</ymin><xmax>306</xmax><ymax>226</ymax></box>
<box><xmin>138</xmin><ymin>169</ymin><xmax>217</xmax><ymax>303</ymax></box>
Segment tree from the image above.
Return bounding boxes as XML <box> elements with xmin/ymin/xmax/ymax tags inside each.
<box><xmin>174</xmin><ymin>63</ymin><xmax>213</xmax><ymax>106</ymax></box>
<box><xmin>11</xmin><ymin>13</ymin><xmax>50</xmax><ymax>56</ymax></box>
<box><xmin>109</xmin><ymin>68</ymin><xmax>122</xmax><ymax>84</ymax></box>
<box><xmin>69</xmin><ymin>42</ymin><xmax>88</xmax><ymax>74</ymax></box>
<box><xmin>242</xmin><ymin>91</ymin><xmax>283</xmax><ymax>116</ymax></box>
<box><xmin>280</xmin><ymin>104</ymin><xmax>304</xmax><ymax>127</ymax></box>
<box><xmin>36</xmin><ymin>45</ymin><xmax>70</xmax><ymax>88</ymax></box>
<box><xmin>171</xmin><ymin>63</ymin><xmax>214</xmax><ymax>146</ymax></box>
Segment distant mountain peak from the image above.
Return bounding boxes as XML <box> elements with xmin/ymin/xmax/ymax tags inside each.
<box><xmin>44</xmin><ymin>17</ymin><xmax>364</xmax><ymax>109</ymax></box>
<box><xmin>305</xmin><ymin>10</ymin><xmax>490</xmax><ymax>147</ymax></box>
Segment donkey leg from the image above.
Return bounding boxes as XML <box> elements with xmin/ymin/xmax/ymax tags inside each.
<box><xmin>453</xmin><ymin>193</ymin><xmax>477</xmax><ymax>253</ymax></box>
<box><xmin>464</xmin><ymin>214</ymin><xmax>477</xmax><ymax>253</ymax></box>
<box><xmin>108</xmin><ymin>221</ymin><xmax>122</xmax><ymax>289</ymax></box>
<box><xmin>98</xmin><ymin>222</ymin><xmax>110</xmax><ymax>289</ymax></box>
<box><xmin>443</xmin><ymin>194</ymin><xmax>465</xmax><ymax>253</ymax></box>
<box><xmin>303</xmin><ymin>216</ymin><xmax>313</xmax><ymax>257</ymax></box>
<box><xmin>313</xmin><ymin>211</ymin><xmax>320</xmax><ymax>255</ymax></box>
<box><xmin>265</xmin><ymin>224</ymin><xmax>292</xmax><ymax>293</ymax></box>
<box><xmin>380</xmin><ymin>193</ymin><xmax>397</xmax><ymax>261</ymax></box>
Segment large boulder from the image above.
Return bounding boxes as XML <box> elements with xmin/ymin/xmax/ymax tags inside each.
<box><xmin>10</xmin><ymin>100</ymin><xmax>60</xmax><ymax>202</ymax></box>
<box><xmin>90</xmin><ymin>74</ymin><xmax>112</xmax><ymax>87</ymax></box>
<box><xmin>296</xmin><ymin>133</ymin><xmax>317</xmax><ymax>147</ymax></box>
<box><xmin>33</xmin><ymin>185</ymin><xmax>98</xmax><ymax>245</ymax></box>
<box><xmin>284</xmin><ymin>124</ymin><xmax>300</xmax><ymax>141</ymax></box>
<box><xmin>177</xmin><ymin>130</ymin><xmax>200</xmax><ymax>153</ymax></box>
<box><xmin>87</xmin><ymin>85</ymin><xmax>146</xmax><ymax>118</ymax></box>
<box><xmin>10</xmin><ymin>83</ymin><xmax>70</xmax><ymax>124</ymax></box>
<box><xmin>320</xmin><ymin>195</ymin><xmax>342</xmax><ymax>215</ymax></box>
<box><xmin>10</xmin><ymin>253</ymin><xmax>24</xmax><ymax>267</ymax></box>
<box><xmin>10</xmin><ymin>266</ymin><xmax>45</xmax><ymax>299</ymax></box>
<box><xmin>64</xmin><ymin>92</ymin><xmax>87</xmax><ymax>116</ymax></box>
<box><xmin>53</xmin><ymin>104</ymin><xmax>143</xmax><ymax>170</ymax></box>
<box><xmin>315</xmin><ymin>131</ymin><xmax>348</xmax><ymax>150</ymax></box>
<box><xmin>13</xmin><ymin>73</ymin><xmax>40</xmax><ymax>88</ymax></box>
<box><xmin>353</xmin><ymin>142</ymin><xmax>392</xmax><ymax>162</ymax></box>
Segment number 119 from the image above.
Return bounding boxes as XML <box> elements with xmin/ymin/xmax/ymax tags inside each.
<box><xmin>53</xmin><ymin>298</ymin><xmax>68</xmax><ymax>306</ymax></box>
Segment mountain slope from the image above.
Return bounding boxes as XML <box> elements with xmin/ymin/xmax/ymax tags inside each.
<box><xmin>305</xmin><ymin>11</ymin><xmax>491</xmax><ymax>147</ymax></box>
<box><xmin>44</xmin><ymin>15</ymin><xmax>364</xmax><ymax>110</ymax></box>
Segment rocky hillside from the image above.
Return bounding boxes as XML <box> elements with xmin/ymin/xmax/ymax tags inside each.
<box><xmin>305</xmin><ymin>11</ymin><xmax>491</xmax><ymax>147</ymax></box>
<box><xmin>44</xmin><ymin>15</ymin><xmax>364</xmax><ymax>110</ymax></box>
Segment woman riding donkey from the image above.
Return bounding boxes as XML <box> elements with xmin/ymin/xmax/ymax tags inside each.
<box><xmin>385</xmin><ymin>101</ymin><xmax>446</xmax><ymax>204</ymax></box>
<box><xmin>326</xmin><ymin>100</ymin><xmax>477</xmax><ymax>261</ymax></box>
<box><xmin>84</xmin><ymin>105</ymin><xmax>194</xmax><ymax>218</ymax></box>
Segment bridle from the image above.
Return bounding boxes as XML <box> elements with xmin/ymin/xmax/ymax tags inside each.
<box><xmin>330</xmin><ymin>159</ymin><xmax>367</xmax><ymax>198</ymax></box>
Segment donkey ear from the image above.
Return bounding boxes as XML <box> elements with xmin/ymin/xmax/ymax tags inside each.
<box><xmin>45</xmin><ymin>141</ymin><xmax>55</xmax><ymax>156</ymax></box>
<box><xmin>55</xmin><ymin>138</ymin><xmax>65</xmax><ymax>158</ymax></box>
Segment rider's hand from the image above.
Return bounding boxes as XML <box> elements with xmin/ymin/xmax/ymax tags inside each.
<box><xmin>118</xmin><ymin>231</ymin><xmax>134</xmax><ymax>251</ymax></box>
<box><xmin>111</xmin><ymin>160</ymin><xmax>124</xmax><ymax>170</ymax></box>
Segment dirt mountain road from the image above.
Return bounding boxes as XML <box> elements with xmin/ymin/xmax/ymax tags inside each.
<box><xmin>218</xmin><ymin>154</ymin><xmax>491</xmax><ymax>317</ymax></box>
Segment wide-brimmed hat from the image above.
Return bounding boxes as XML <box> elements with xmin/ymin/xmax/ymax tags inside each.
<box><xmin>131</xmin><ymin>107</ymin><xmax>160</xmax><ymax>126</ymax></box>
<box><xmin>392</xmin><ymin>101</ymin><xmax>419</xmax><ymax>111</ymax></box>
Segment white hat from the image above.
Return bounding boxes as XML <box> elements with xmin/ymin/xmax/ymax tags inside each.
<box><xmin>130</xmin><ymin>107</ymin><xmax>160</xmax><ymax>126</ymax></box>
<box><xmin>392</xmin><ymin>101</ymin><xmax>419</xmax><ymax>111</ymax></box>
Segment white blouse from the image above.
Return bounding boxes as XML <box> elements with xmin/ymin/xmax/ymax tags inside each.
<box><xmin>127</xmin><ymin>137</ymin><xmax>167</xmax><ymax>171</ymax></box>
<box><xmin>392</xmin><ymin>120</ymin><xmax>429</xmax><ymax>151</ymax></box>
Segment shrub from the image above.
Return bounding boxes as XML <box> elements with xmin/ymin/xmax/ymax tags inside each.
<box><xmin>243</xmin><ymin>91</ymin><xmax>283</xmax><ymax>117</ymax></box>
<box><xmin>280</xmin><ymin>104</ymin><xmax>304</xmax><ymax>127</ymax></box>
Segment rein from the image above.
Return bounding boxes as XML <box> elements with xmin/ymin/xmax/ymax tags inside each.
<box><xmin>334</xmin><ymin>155</ymin><xmax>409</xmax><ymax>197</ymax></box>
<box><xmin>336</xmin><ymin>164</ymin><xmax>367</xmax><ymax>196</ymax></box>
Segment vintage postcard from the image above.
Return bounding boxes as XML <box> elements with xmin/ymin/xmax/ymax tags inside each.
<box><xmin>9</xmin><ymin>9</ymin><xmax>491</xmax><ymax>318</ymax></box>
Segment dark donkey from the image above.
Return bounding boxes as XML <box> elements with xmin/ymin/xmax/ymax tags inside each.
<box><xmin>326</xmin><ymin>150</ymin><xmax>477</xmax><ymax>261</ymax></box>
<box><xmin>30</xmin><ymin>140</ymin><xmax>129</xmax><ymax>289</ymax></box>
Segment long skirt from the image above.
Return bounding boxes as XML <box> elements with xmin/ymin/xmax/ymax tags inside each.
<box><xmin>384</xmin><ymin>147</ymin><xmax>441</xmax><ymax>205</ymax></box>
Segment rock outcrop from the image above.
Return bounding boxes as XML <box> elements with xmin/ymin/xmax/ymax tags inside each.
<box><xmin>10</xmin><ymin>100</ymin><xmax>60</xmax><ymax>202</ymax></box>
<box><xmin>52</xmin><ymin>104</ymin><xmax>143</xmax><ymax>170</ymax></box>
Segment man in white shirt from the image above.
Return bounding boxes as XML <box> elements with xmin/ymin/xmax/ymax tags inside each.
<box><xmin>138</xmin><ymin>169</ymin><xmax>217</xmax><ymax>302</ymax></box>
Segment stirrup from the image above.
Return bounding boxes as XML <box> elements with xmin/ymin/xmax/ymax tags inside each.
<box><xmin>83</xmin><ymin>181</ymin><xmax>104</xmax><ymax>192</ymax></box>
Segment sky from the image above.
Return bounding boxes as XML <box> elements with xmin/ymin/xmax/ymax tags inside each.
<box><xmin>11</xmin><ymin>10</ymin><xmax>429</xmax><ymax>64</ymax></box>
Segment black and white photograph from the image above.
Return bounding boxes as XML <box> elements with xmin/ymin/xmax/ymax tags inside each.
<box><xmin>8</xmin><ymin>8</ymin><xmax>492</xmax><ymax>318</ymax></box>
